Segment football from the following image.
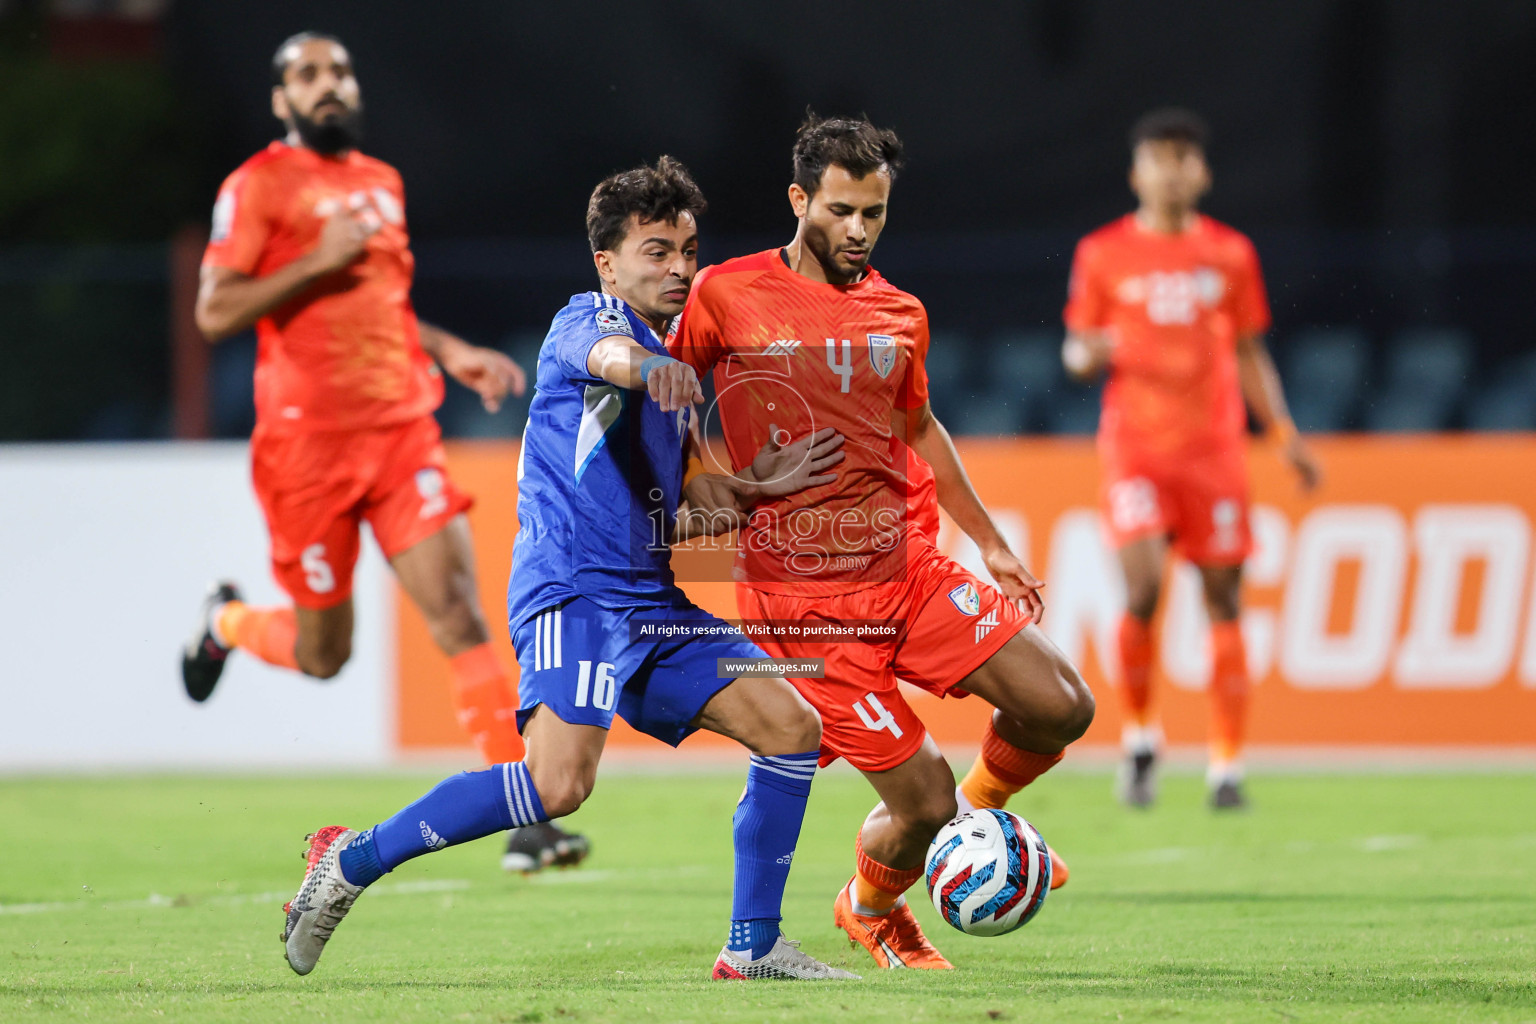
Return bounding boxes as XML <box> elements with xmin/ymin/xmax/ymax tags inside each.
<box><xmin>924</xmin><ymin>809</ymin><xmax>1052</xmax><ymax>937</ymax></box>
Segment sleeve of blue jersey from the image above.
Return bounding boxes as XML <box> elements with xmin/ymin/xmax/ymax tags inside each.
<box><xmin>549</xmin><ymin>306</ymin><xmax>632</xmax><ymax>387</ymax></box>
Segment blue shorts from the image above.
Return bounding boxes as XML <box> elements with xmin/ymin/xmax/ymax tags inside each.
<box><xmin>511</xmin><ymin>595</ymin><xmax>767</xmax><ymax>747</ymax></box>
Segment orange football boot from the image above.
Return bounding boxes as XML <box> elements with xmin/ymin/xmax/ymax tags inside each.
<box><xmin>833</xmin><ymin>880</ymin><xmax>953</xmax><ymax>969</ymax></box>
<box><xmin>1049</xmin><ymin>845</ymin><xmax>1070</xmax><ymax>889</ymax></box>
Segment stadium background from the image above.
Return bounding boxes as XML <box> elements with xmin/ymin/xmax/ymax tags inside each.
<box><xmin>2</xmin><ymin>0</ymin><xmax>1533</xmax><ymax>768</ymax></box>
<box><xmin>3</xmin><ymin>6</ymin><xmax>1534</xmax><ymax>1022</ymax></box>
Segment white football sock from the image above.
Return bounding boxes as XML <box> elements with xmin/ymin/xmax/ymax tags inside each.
<box><xmin>1206</xmin><ymin>759</ymin><xmax>1244</xmax><ymax>786</ymax></box>
<box><xmin>209</xmin><ymin>601</ymin><xmax>233</xmax><ymax>649</ymax></box>
<box><xmin>847</xmin><ymin>880</ymin><xmax>904</xmax><ymax>918</ymax></box>
<box><xmin>1122</xmin><ymin>722</ymin><xmax>1164</xmax><ymax>756</ymax></box>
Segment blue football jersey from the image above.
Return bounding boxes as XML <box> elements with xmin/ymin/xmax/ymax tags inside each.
<box><xmin>507</xmin><ymin>292</ymin><xmax>692</xmax><ymax>633</ymax></box>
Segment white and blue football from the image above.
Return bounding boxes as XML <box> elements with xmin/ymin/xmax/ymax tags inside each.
<box><xmin>924</xmin><ymin>809</ymin><xmax>1051</xmax><ymax>937</ymax></box>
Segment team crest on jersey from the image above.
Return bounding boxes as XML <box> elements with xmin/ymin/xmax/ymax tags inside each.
<box><xmin>594</xmin><ymin>307</ymin><xmax>632</xmax><ymax>337</ymax></box>
<box><xmin>948</xmin><ymin>582</ymin><xmax>981</xmax><ymax>616</ymax></box>
<box><xmin>868</xmin><ymin>334</ymin><xmax>897</xmax><ymax>378</ymax></box>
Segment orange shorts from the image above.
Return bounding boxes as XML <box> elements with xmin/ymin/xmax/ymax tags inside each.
<box><xmin>736</xmin><ymin>543</ymin><xmax>1029</xmax><ymax>771</ymax></box>
<box><xmin>1100</xmin><ymin>445</ymin><xmax>1251</xmax><ymax>566</ymax></box>
<box><xmin>251</xmin><ymin>415</ymin><xmax>472</xmax><ymax>609</ymax></box>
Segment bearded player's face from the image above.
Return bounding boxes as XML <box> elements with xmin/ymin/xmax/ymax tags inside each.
<box><xmin>273</xmin><ymin>39</ymin><xmax>364</xmax><ymax>155</ymax></box>
<box><xmin>1130</xmin><ymin>139</ymin><xmax>1211</xmax><ymax>212</ymax></box>
<box><xmin>598</xmin><ymin>212</ymin><xmax>699</xmax><ymax>327</ymax></box>
<box><xmin>799</xmin><ymin>165</ymin><xmax>891</xmax><ymax>284</ymax></box>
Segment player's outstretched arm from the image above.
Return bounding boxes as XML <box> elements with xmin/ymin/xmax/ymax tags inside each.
<box><xmin>586</xmin><ymin>338</ymin><xmax>703</xmax><ymax>413</ymax></box>
<box><xmin>740</xmin><ymin>425</ymin><xmax>845</xmax><ymax>499</ymax></box>
<box><xmin>673</xmin><ymin>482</ymin><xmax>745</xmax><ymax>541</ymax></box>
<box><xmin>1236</xmin><ymin>333</ymin><xmax>1322</xmax><ymax>491</ymax></box>
<box><xmin>1061</xmin><ymin>330</ymin><xmax>1114</xmax><ymax>382</ymax></box>
<box><xmin>194</xmin><ymin>205</ymin><xmax>378</xmax><ymax>342</ymax></box>
<box><xmin>901</xmin><ymin>400</ymin><xmax>1045</xmax><ymax>622</ymax></box>
<box><xmin>674</xmin><ymin>427</ymin><xmax>845</xmax><ymax>541</ymax></box>
<box><xmin>419</xmin><ymin>322</ymin><xmax>526</xmax><ymax>411</ymax></box>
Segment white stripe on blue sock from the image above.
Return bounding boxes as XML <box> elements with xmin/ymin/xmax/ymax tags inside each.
<box><xmin>506</xmin><ymin>762</ymin><xmax>545</xmax><ymax>827</ymax></box>
<box><xmin>500</xmin><ymin>762</ymin><xmax>518</xmax><ymax>822</ymax></box>
<box><xmin>510</xmin><ymin>764</ymin><xmax>532</xmax><ymax>825</ymax></box>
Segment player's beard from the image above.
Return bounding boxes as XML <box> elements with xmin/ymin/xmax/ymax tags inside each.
<box><xmin>291</xmin><ymin>104</ymin><xmax>365</xmax><ymax>156</ymax></box>
<box><xmin>803</xmin><ymin>226</ymin><xmax>868</xmax><ymax>285</ymax></box>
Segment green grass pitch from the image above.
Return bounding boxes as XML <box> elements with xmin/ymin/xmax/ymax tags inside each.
<box><xmin>2</xmin><ymin>766</ymin><xmax>1532</xmax><ymax>1023</ymax></box>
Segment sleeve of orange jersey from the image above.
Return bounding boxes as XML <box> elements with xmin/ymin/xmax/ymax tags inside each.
<box><xmin>669</xmin><ymin>266</ymin><xmax>727</xmax><ymax>373</ymax></box>
<box><xmin>1229</xmin><ymin>236</ymin><xmax>1272</xmax><ymax>336</ymax></box>
<box><xmin>896</xmin><ymin>306</ymin><xmax>931</xmax><ymax>410</ymax></box>
<box><xmin>1062</xmin><ymin>236</ymin><xmax>1109</xmax><ymax>332</ymax></box>
<box><xmin>201</xmin><ymin>167</ymin><xmax>272</xmax><ymax>275</ymax></box>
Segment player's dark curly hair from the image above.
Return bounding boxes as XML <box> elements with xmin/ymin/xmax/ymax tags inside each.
<box><xmin>586</xmin><ymin>156</ymin><xmax>708</xmax><ymax>253</ymax></box>
<box><xmin>792</xmin><ymin>111</ymin><xmax>905</xmax><ymax>197</ymax></box>
<box><xmin>1129</xmin><ymin>107</ymin><xmax>1210</xmax><ymax>152</ymax></box>
<box><xmin>271</xmin><ymin>31</ymin><xmax>346</xmax><ymax>87</ymax></box>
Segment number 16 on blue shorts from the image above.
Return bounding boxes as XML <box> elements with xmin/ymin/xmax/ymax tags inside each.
<box><xmin>511</xmin><ymin>595</ymin><xmax>765</xmax><ymax>747</ymax></box>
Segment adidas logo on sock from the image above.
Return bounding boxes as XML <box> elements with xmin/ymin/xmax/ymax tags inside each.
<box><xmin>419</xmin><ymin>820</ymin><xmax>448</xmax><ymax>850</ymax></box>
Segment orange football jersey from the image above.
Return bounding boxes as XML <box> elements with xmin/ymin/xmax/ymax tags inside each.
<box><xmin>670</xmin><ymin>249</ymin><xmax>930</xmax><ymax>590</ymax></box>
<box><xmin>1064</xmin><ymin>214</ymin><xmax>1270</xmax><ymax>463</ymax></box>
<box><xmin>202</xmin><ymin>142</ymin><xmax>441</xmax><ymax>433</ymax></box>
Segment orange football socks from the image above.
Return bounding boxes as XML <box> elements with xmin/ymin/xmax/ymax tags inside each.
<box><xmin>216</xmin><ymin>601</ymin><xmax>298</xmax><ymax>671</ymax></box>
<box><xmin>1209</xmin><ymin>621</ymin><xmax>1249</xmax><ymax>768</ymax></box>
<box><xmin>852</xmin><ymin>830</ymin><xmax>924</xmax><ymax>915</ymax></box>
<box><xmin>960</xmin><ymin>720</ymin><xmax>1065</xmax><ymax>810</ymax></box>
<box><xmin>1117</xmin><ymin>614</ymin><xmax>1155</xmax><ymax>727</ymax></box>
<box><xmin>450</xmin><ymin>643</ymin><xmax>524</xmax><ymax>765</ymax></box>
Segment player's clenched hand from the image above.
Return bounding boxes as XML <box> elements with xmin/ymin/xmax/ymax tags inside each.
<box><xmin>1285</xmin><ymin>435</ymin><xmax>1323</xmax><ymax>493</ymax></box>
<box><xmin>645</xmin><ymin>357</ymin><xmax>704</xmax><ymax>413</ymax></box>
<box><xmin>748</xmin><ymin>425</ymin><xmax>845</xmax><ymax>498</ymax></box>
<box><xmin>1062</xmin><ymin>329</ymin><xmax>1115</xmax><ymax>381</ymax></box>
<box><xmin>441</xmin><ymin>343</ymin><xmax>527</xmax><ymax>412</ymax></box>
<box><xmin>983</xmin><ymin>547</ymin><xmax>1046</xmax><ymax>625</ymax></box>
<box><xmin>309</xmin><ymin>202</ymin><xmax>380</xmax><ymax>275</ymax></box>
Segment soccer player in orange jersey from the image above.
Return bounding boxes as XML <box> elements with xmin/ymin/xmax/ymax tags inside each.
<box><xmin>179</xmin><ymin>32</ymin><xmax>586</xmax><ymax>870</ymax></box>
<box><xmin>671</xmin><ymin>115</ymin><xmax>1095</xmax><ymax>969</ymax></box>
<box><xmin>1062</xmin><ymin>108</ymin><xmax>1321</xmax><ymax>810</ymax></box>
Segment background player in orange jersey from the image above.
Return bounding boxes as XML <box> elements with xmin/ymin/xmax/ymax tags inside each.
<box><xmin>1062</xmin><ymin>108</ymin><xmax>1321</xmax><ymax>810</ymax></box>
<box><xmin>179</xmin><ymin>32</ymin><xmax>586</xmax><ymax>871</ymax></box>
<box><xmin>672</xmin><ymin>115</ymin><xmax>1095</xmax><ymax>970</ymax></box>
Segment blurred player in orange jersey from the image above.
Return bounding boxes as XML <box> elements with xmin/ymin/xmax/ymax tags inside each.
<box><xmin>180</xmin><ymin>31</ymin><xmax>586</xmax><ymax>871</ymax></box>
<box><xmin>672</xmin><ymin>114</ymin><xmax>1094</xmax><ymax>970</ymax></box>
<box><xmin>1062</xmin><ymin>108</ymin><xmax>1321</xmax><ymax>810</ymax></box>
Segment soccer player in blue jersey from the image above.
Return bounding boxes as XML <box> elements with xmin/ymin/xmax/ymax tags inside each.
<box><xmin>279</xmin><ymin>157</ymin><xmax>857</xmax><ymax>981</ymax></box>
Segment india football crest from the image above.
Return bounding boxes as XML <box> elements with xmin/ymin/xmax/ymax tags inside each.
<box><xmin>868</xmin><ymin>333</ymin><xmax>897</xmax><ymax>378</ymax></box>
<box><xmin>948</xmin><ymin>582</ymin><xmax>981</xmax><ymax>616</ymax></box>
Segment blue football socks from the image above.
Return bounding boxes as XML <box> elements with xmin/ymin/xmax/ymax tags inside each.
<box><xmin>727</xmin><ymin>751</ymin><xmax>819</xmax><ymax>960</ymax></box>
<box><xmin>339</xmin><ymin>762</ymin><xmax>547</xmax><ymax>887</ymax></box>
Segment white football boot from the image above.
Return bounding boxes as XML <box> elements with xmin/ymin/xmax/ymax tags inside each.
<box><xmin>282</xmin><ymin>826</ymin><xmax>364</xmax><ymax>975</ymax></box>
<box><xmin>712</xmin><ymin>936</ymin><xmax>861</xmax><ymax>980</ymax></box>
